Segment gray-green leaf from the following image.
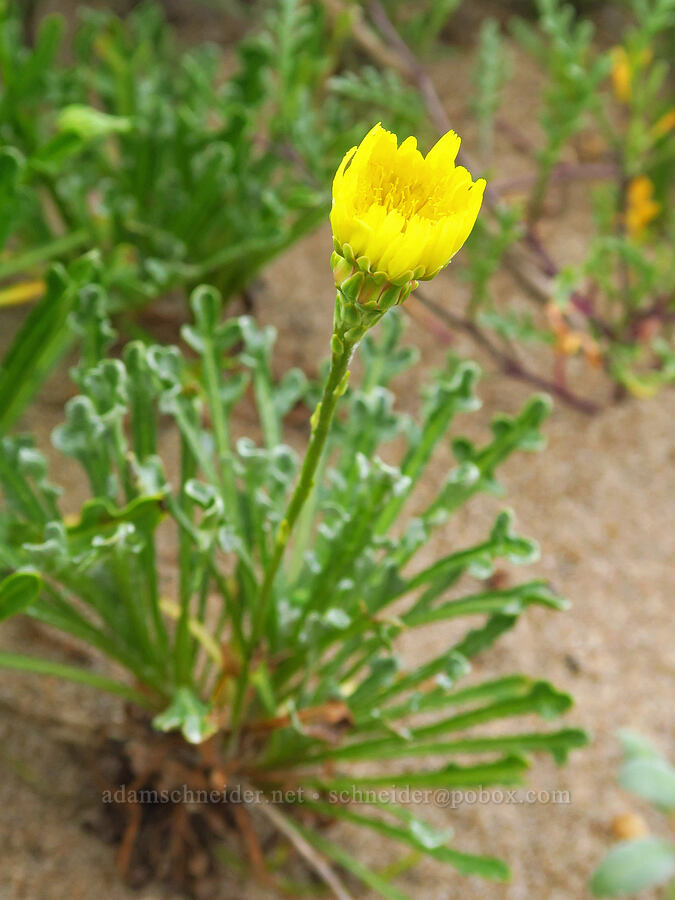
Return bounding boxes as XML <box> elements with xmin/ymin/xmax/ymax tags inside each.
<box><xmin>590</xmin><ymin>838</ymin><xmax>675</xmax><ymax>896</ymax></box>
<box><xmin>619</xmin><ymin>756</ymin><xmax>675</xmax><ymax>810</ymax></box>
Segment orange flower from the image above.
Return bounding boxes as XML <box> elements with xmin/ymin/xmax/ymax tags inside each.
<box><xmin>651</xmin><ymin>108</ymin><xmax>675</xmax><ymax>140</ymax></box>
<box><xmin>546</xmin><ymin>303</ymin><xmax>602</xmax><ymax>367</ymax></box>
<box><xmin>610</xmin><ymin>47</ymin><xmax>632</xmax><ymax>103</ymax></box>
<box><xmin>625</xmin><ymin>175</ymin><xmax>660</xmax><ymax>238</ymax></box>
<box><xmin>610</xmin><ymin>46</ymin><xmax>652</xmax><ymax>104</ymax></box>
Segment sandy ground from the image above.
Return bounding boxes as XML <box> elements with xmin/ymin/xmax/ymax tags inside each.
<box><xmin>2</xmin><ymin>226</ymin><xmax>673</xmax><ymax>899</ymax></box>
<box><xmin>1</xmin><ymin>16</ymin><xmax>674</xmax><ymax>900</ymax></box>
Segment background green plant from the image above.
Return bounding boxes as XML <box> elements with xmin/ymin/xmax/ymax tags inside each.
<box><xmin>590</xmin><ymin>731</ymin><xmax>675</xmax><ymax>897</ymax></box>
<box><xmin>2</xmin><ymin>0</ymin><xmax>673</xmax><ymax>428</ymax></box>
<box><xmin>0</xmin><ymin>275</ymin><xmax>587</xmax><ymax>895</ymax></box>
<box><xmin>0</xmin><ymin>0</ymin><xmax>422</xmax><ymax>430</ymax></box>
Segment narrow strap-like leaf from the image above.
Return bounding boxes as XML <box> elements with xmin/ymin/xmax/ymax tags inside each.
<box><xmin>297</xmin><ymin>798</ymin><xmax>509</xmax><ymax>882</ymax></box>
<box><xmin>0</xmin><ymin>650</ymin><xmax>157</xmax><ymax>709</ymax></box>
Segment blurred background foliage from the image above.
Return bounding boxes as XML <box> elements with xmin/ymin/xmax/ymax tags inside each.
<box><xmin>0</xmin><ymin>0</ymin><xmax>673</xmax><ymax>429</ymax></box>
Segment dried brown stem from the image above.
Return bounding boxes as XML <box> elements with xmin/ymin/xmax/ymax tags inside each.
<box><xmin>237</xmin><ymin>777</ymin><xmax>355</xmax><ymax>900</ymax></box>
<box><xmin>231</xmin><ymin>802</ymin><xmax>276</xmax><ymax>887</ymax></box>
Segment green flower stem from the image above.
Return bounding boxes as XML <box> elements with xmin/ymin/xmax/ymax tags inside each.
<box><xmin>227</xmin><ymin>329</ymin><xmax>354</xmax><ymax>749</ymax></box>
<box><xmin>253</xmin><ymin>335</ymin><xmax>353</xmax><ymax>645</ymax></box>
<box><xmin>286</xmin><ymin>447</ymin><xmax>328</xmax><ymax>583</ymax></box>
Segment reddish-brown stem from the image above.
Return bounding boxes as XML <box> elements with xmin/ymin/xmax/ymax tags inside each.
<box><xmin>412</xmin><ymin>293</ymin><xmax>602</xmax><ymax>415</ymax></box>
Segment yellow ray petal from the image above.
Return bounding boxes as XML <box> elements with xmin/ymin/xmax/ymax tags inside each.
<box><xmin>331</xmin><ymin>124</ymin><xmax>485</xmax><ymax>286</ymax></box>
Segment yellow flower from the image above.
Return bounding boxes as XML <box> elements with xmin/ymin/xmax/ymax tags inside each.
<box><xmin>610</xmin><ymin>47</ymin><xmax>632</xmax><ymax>103</ymax></box>
<box><xmin>625</xmin><ymin>175</ymin><xmax>660</xmax><ymax>238</ymax></box>
<box><xmin>330</xmin><ymin>123</ymin><xmax>486</xmax><ymax>285</ymax></box>
<box><xmin>651</xmin><ymin>107</ymin><xmax>675</xmax><ymax>140</ymax></box>
<box><xmin>610</xmin><ymin>45</ymin><xmax>653</xmax><ymax>104</ymax></box>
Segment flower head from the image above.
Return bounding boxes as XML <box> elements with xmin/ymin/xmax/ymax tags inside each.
<box><xmin>610</xmin><ymin>45</ymin><xmax>653</xmax><ymax>104</ymax></box>
<box><xmin>625</xmin><ymin>175</ymin><xmax>660</xmax><ymax>239</ymax></box>
<box><xmin>651</xmin><ymin>107</ymin><xmax>675</xmax><ymax>141</ymax></box>
<box><xmin>330</xmin><ymin>123</ymin><xmax>486</xmax><ymax>286</ymax></box>
<box><xmin>610</xmin><ymin>47</ymin><xmax>632</xmax><ymax>103</ymax></box>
